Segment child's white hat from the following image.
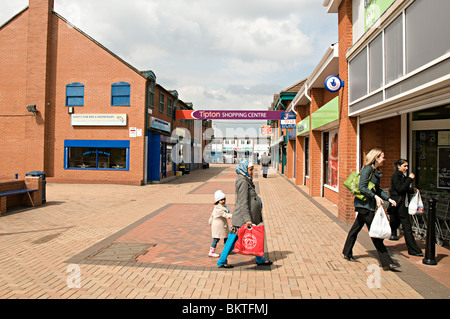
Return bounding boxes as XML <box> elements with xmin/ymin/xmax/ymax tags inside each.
<box><xmin>214</xmin><ymin>190</ymin><xmax>226</xmax><ymax>202</ymax></box>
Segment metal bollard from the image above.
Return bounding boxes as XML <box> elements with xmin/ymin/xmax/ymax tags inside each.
<box><xmin>423</xmin><ymin>197</ymin><xmax>438</xmax><ymax>265</ymax></box>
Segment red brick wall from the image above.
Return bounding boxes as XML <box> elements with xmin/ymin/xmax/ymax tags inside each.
<box><xmin>337</xmin><ymin>0</ymin><xmax>358</xmax><ymax>222</ymax></box>
<box><xmin>0</xmin><ymin>9</ymin><xmax>30</xmax><ymax>180</ymax></box>
<box><xmin>46</xmin><ymin>14</ymin><xmax>147</xmax><ymax>185</ymax></box>
<box><xmin>324</xmin><ymin>187</ymin><xmax>339</xmax><ymax>205</ymax></box>
<box><xmin>360</xmin><ymin>116</ymin><xmax>401</xmax><ymax>190</ymax></box>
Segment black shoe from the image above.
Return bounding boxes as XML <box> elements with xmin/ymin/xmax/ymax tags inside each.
<box><xmin>389</xmin><ymin>235</ymin><xmax>399</xmax><ymax>241</ymax></box>
<box><xmin>257</xmin><ymin>261</ymin><xmax>273</xmax><ymax>266</ymax></box>
<box><xmin>409</xmin><ymin>252</ymin><xmax>424</xmax><ymax>257</ymax></box>
<box><xmin>343</xmin><ymin>255</ymin><xmax>357</xmax><ymax>262</ymax></box>
<box><xmin>383</xmin><ymin>263</ymin><xmax>401</xmax><ymax>271</ymax></box>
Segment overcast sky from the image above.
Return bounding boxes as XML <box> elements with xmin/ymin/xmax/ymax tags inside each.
<box><xmin>1</xmin><ymin>0</ymin><xmax>337</xmax><ymax>137</ymax></box>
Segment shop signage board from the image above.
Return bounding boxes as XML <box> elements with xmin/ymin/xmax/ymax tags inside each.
<box><xmin>311</xmin><ymin>96</ymin><xmax>339</xmax><ymax>130</ymax></box>
<box><xmin>364</xmin><ymin>0</ymin><xmax>396</xmax><ymax>31</ymax></box>
<box><xmin>71</xmin><ymin>114</ymin><xmax>127</xmax><ymax>126</ymax></box>
<box><xmin>261</xmin><ymin>125</ymin><xmax>273</xmax><ymax>136</ymax></box>
<box><xmin>150</xmin><ymin>117</ymin><xmax>171</xmax><ymax>133</ymax></box>
<box><xmin>176</xmin><ymin>110</ymin><xmax>282</xmax><ymax>120</ymax></box>
<box><xmin>296</xmin><ymin>116</ymin><xmax>310</xmax><ymax>136</ymax></box>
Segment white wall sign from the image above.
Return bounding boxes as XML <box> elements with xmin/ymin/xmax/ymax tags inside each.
<box><xmin>71</xmin><ymin>114</ymin><xmax>127</xmax><ymax>126</ymax></box>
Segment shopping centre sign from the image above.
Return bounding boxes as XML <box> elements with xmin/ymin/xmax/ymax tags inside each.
<box><xmin>176</xmin><ymin>110</ymin><xmax>282</xmax><ymax>120</ymax></box>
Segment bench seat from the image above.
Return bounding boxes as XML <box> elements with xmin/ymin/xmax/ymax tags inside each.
<box><xmin>0</xmin><ymin>188</ymin><xmax>39</xmax><ymax>214</ymax></box>
<box><xmin>0</xmin><ymin>189</ymin><xmax>38</xmax><ymax>197</ymax></box>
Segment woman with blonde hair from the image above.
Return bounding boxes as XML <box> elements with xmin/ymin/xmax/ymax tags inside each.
<box><xmin>342</xmin><ymin>148</ymin><xmax>399</xmax><ymax>271</ymax></box>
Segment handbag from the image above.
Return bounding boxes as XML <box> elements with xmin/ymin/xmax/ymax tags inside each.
<box><xmin>233</xmin><ymin>225</ymin><xmax>265</xmax><ymax>257</ymax></box>
<box><xmin>408</xmin><ymin>190</ymin><xmax>424</xmax><ymax>215</ymax></box>
<box><xmin>343</xmin><ymin>168</ymin><xmax>375</xmax><ymax>201</ymax></box>
<box><xmin>369</xmin><ymin>206</ymin><xmax>391</xmax><ymax>239</ymax></box>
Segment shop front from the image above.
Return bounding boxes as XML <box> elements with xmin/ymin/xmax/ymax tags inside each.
<box><xmin>147</xmin><ymin>116</ymin><xmax>176</xmax><ymax>183</ymax></box>
<box><xmin>310</xmin><ymin>96</ymin><xmax>339</xmax><ymax>203</ymax></box>
<box><xmin>411</xmin><ymin>105</ymin><xmax>450</xmax><ymax>196</ymax></box>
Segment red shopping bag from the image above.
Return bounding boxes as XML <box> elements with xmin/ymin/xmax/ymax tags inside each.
<box><xmin>233</xmin><ymin>225</ymin><xmax>265</xmax><ymax>257</ymax></box>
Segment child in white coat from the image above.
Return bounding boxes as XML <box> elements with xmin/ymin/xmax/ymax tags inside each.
<box><xmin>208</xmin><ymin>190</ymin><xmax>232</xmax><ymax>257</ymax></box>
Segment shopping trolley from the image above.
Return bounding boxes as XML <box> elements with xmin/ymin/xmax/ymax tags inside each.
<box><xmin>435</xmin><ymin>196</ymin><xmax>450</xmax><ymax>246</ymax></box>
<box><xmin>413</xmin><ymin>192</ymin><xmax>449</xmax><ymax>247</ymax></box>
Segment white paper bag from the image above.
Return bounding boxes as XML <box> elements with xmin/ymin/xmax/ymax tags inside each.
<box><xmin>369</xmin><ymin>206</ymin><xmax>391</xmax><ymax>239</ymax></box>
<box><xmin>408</xmin><ymin>191</ymin><xmax>424</xmax><ymax>215</ymax></box>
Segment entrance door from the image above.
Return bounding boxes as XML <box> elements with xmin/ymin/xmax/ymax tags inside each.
<box><xmin>161</xmin><ymin>142</ymin><xmax>167</xmax><ymax>179</ymax></box>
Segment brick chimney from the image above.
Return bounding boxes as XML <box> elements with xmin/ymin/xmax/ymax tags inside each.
<box><xmin>24</xmin><ymin>0</ymin><xmax>54</xmax><ymax>173</ymax></box>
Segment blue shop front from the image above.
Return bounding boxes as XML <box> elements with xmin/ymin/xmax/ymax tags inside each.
<box><xmin>147</xmin><ymin>117</ymin><xmax>177</xmax><ymax>183</ymax></box>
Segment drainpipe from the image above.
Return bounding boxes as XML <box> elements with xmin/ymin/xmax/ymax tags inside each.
<box><xmin>304</xmin><ymin>82</ymin><xmax>311</xmax><ymax>102</ymax></box>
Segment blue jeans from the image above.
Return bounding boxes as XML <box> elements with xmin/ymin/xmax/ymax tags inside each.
<box><xmin>211</xmin><ymin>237</ymin><xmax>227</xmax><ymax>248</ymax></box>
<box><xmin>217</xmin><ymin>232</ymin><xmax>266</xmax><ymax>266</ymax></box>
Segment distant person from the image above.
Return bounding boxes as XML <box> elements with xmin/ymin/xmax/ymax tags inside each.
<box><xmin>217</xmin><ymin>160</ymin><xmax>272</xmax><ymax>268</ymax></box>
<box><xmin>208</xmin><ymin>190</ymin><xmax>232</xmax><ymax>257</ymax></box>
<box><xmin>387</xmin><ymin>159</ymin><xmax>423</xmax><ymax>256</ymax></box>
<box><xmin>260</xmin><ymin>153</ymin><xmax>271</xmax><ymax>178</ymax></box>
<box><xmin>342</xmin><ymin>148</ymin><xmax>399</xmax><ymax>271</ymax></box>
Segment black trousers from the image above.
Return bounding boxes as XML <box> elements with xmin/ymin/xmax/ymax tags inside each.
<box><xmin>343</xmin><ymin>207</ymin><xmax>394</xmax><ymax>268</ymax></box>
<box><xmin>389</xmin><ymin>206</ymin><xmax>422</xmax><ymax>255</ymax></box>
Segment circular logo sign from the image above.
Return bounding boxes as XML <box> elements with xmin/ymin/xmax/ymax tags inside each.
<box><xmin>242</xmin><ymin>233</ymin><xmax>257</xmax><ymax>250</ymax></box>
<box><xmin>324</xmin><ymin>75</ymin><xmax>344</xmax><ymax>92</ymax></box>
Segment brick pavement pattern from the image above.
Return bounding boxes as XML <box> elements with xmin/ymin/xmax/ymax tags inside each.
<box><xmin>0</xmin><ymin>164</ymin><xmax>448</xmax><ymax>299</ymax></box>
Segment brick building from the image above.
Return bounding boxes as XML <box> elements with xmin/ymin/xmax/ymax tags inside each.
<box><xmin>0</xmin><ymin>0</ymin><xmax>210</xmax><ymax>185</ymax></box>
<box><xmin>272</xmin><ymin>0</ymin><xmax>450</xmax><ymax>222</ymax></box>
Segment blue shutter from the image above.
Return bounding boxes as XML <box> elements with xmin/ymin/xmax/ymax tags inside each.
<box><xmin>66</xmin><ymin>83</ymin><xmax>84</xmax><ymax>106</ymax></box>
<box><xmin>111</xmin><ymin>82</ymin><xmax>131</xmax><ymax>106</ymax></box>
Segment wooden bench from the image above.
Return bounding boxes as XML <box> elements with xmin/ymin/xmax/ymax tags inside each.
<box><xmin>0</xmin><ymin>185</ymin><xmax>40</xmax><ymax>215</ymax></box>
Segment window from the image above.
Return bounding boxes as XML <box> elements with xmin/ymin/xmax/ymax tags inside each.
<box><xmin>159</xmin><ymin>93</ymin><xmax>165</xmax><ymax>113</ymax></box>
<box><xmin>324</xmin><ymin>130</ymin><xmax>339</xmax><ymax>188</ymax></box>
<box><xmin>349</xmin><ymin>48</ymin><xmax>367</xmax><ymax>102</ymax></box>
<box><xmin>406</xmin><ymin>0</ymin><xmax>450</xmax><ymax>73</ymax></box>
<box><xmin>111</xmin><ymin>82</ymin><xmax>130</xmax><ymax>106</ymax></box>
<box><xmin>305</xmin><ymin>137</ymin><xmax>309</xmax><ymax>176</ymax></box>
<box><xmin>385</xmin><ymin>14</ymin><xmax>403</xmax><ymax>84</ymax></box>
<box><xmin>65</xmin><ymin>140</ymin><xmax>129</xmax><ymax>170</ymax></box>
<box><xmin>66</xmin><ymin>83</ymin><xmax>84</xmax><ymax>106</ymax></box>
<box><xmin>148</xmin><ymin>81</ymin><xmax>155</xmax><ymax>108</ymax></box>
<box><xmin>369</xmin><ymin>33</ymin><xmax>383</xmax><ymax>92</ymax></box>
<box><xmin>167</xmin><ymin>98</ymin><xmax>173</xmax><ymax>117</ymax></box>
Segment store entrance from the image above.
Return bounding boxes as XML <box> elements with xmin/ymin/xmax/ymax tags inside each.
<box><xmin>412</xmin><ymin>129</ymin><xmax>450</xmax><ymax>195</ymax></box>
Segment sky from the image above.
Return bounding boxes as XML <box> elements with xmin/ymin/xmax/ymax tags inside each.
<box><xmin>0</xmin><ymin>0</ymin><xmax>338</xmax><ymax>137</ymax></box>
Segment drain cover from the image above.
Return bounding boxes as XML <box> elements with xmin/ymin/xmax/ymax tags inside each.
<box><xmin>87</xmin><ymin>242</ymin><xmax>155</xmax><ymax>262</ymax></box>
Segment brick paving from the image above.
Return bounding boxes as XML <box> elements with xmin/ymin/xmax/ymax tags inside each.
<box><xmin>0</xmin><ymin>164</ymin><xmax>448</xmax><ymax>300</ymax></box>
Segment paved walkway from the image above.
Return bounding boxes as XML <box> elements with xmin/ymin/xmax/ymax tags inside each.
<box><xmin>0</xmin><ymin>164</ymin><xmax>448</xmax><ymax>300</ymax></box>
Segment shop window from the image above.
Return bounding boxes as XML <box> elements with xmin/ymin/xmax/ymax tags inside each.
<box><xmin>305</xmin><ymin>137</ymin><xmax>310</xmax><ymax>177</ymax></box>
<box><xmin>412</xmin><ymin>130</ymin><xmax>450</xmax><ymax>193</ymax></box>
<box><xmin>66</xmin><ymin>82</ymin><xmax>84</xmax><ymax>106</ymax></box>
<box><xmin>406</xmin><ymin>0</ymin><xmax>450</xmax><ymax>73</ymax></box>
<box><xmin>111</xmin><ymin>82</ymin><xmax>130</xmax><ymax>106</ymax></box>
<box><xmin>64</xmin><ymin>140</ymin><xmax>129</xmax><ymax>170</ymax></box>
<box><xmin>369</xmin><ymin>33</ymin><xmax>383</xmax><ymax>92</ymax></box>
<box><xmin>324</xmin><ymin>130</ymin><xmax>339</xmax><ymax>189</ymax></box>
<box><xmin>349</xmin><ymin>47</ymin><xmax>367</xmax><ymax>102</ymax></box>
<box><xmin>384</xmin><ymin>14</ymin><xmax>403</xmax><ymax>84</ymax></box>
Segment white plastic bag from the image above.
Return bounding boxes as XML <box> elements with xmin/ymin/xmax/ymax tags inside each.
<box><xmin>369</xmin><ymin>206</ymin><xmax>391</xmax><ymax>239</ymax></box>
<box><xmin>408</xmin><ymin>191</ymin><xmax>424</xmax><ymax>215</ymax></box>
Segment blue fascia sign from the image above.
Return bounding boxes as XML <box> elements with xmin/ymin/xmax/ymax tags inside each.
<box><xmin>324</xmin><ymin>75</ymin><xmax>344</xmax><ymax>92</ymax></box>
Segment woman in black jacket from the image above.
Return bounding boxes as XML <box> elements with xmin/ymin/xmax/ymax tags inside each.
<box><xmin>388</xmin><ymin>159</ymin><xmax>424</xmax><ymax>256</ymax></box>
<box><xmin>342</xmin><ymin>148</ymin><xmax>399</xmax><ymax>271</ymax></box>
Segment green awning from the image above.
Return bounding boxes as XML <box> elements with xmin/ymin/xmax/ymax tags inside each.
<box><xmin>296</xmin><ymin>116</ymin><xmax>310</xmax><ymax>136</ymax></box>
<box><xmin>311</xmin><ymin>96</ymin><xmax>339</xmax><ymax>130</ymax></box>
